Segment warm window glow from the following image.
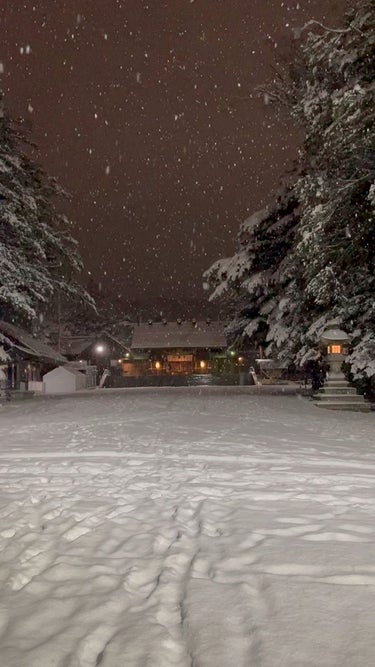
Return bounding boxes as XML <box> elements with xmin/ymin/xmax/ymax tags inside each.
<box><xmin>167</xmin><ymin>354</ymin><xmax>193</xmax><ymax>362</ymax></box>
<box><xmin>155</xmin><ymin>361</ymin><xmax>161</xmax><ymax>370</ymax></box>
<box><xmin>329</xmin><ymin>345</ymin><xmax>342</xmax><ymax>354</ymax></box>
<box><xmin>200</xmin><ymin>360</ymin><xmax>206</xmax><ymax>369</ymax></box>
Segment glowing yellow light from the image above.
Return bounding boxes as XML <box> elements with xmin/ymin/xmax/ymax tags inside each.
<box><xmin>238</xmin><ymin>356</ymin><xmax>244</xmax><ymax>363</ymax></box>
<box><xmin>200</xmin><ymin>360</ymin><xmax>206</xmax><ymax>369</ymax></box>
<box><xmin>329</xmin><ymin>345</ymin><xmax>342</xmax><ymax>354</ymax></box>
<box><xmin>155</xmin><ymin>361</ymin><xmax>161</xmax><ymax>370</ymax></box>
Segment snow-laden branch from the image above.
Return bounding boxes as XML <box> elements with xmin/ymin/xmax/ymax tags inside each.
<box><xmin>299</xmin><ymin>20</ymin><xmax>363</xmax><ymax>36</ymax></box>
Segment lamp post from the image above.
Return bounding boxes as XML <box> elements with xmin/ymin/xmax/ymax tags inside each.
<box><xmin>320</xmin><ymin>319</ymin><xmax>349</xmax><ymax>381</ymax></box>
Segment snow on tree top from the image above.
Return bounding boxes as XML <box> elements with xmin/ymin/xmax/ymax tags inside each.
<box><xmin>240</xmin><ymin>208</ymin><xmax>269</xmax><ymax>234</ymax></box>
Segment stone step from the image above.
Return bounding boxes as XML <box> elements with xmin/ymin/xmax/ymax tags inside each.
<box><xmin>319</xmin><ymin>386</ymin><xmax>357</xmax><ymax>395</ymax></box>
<box><xmin>325</xmin><ymin>380</ymin><xmax>351</xmax><ymax>387</ymax></box>
<box><xmin>315</xmin><ymin>401</ymin><xmax>371</xmax><ymax>413</ymax></box>
<box><xmin>316</xmin><ymin>393</ymin><xmax>365</xmax><ymax>403</ymax></box>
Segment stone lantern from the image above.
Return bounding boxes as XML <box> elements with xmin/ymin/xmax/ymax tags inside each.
<box><xmin>315</xmin><ymin>320</ymin><xmax>369</xmax><ymax>412</ymax></box>
<box><xmin>320</xmin><ymin>319</ymin><xmax>349</xmax><ymax>380</ymax></box>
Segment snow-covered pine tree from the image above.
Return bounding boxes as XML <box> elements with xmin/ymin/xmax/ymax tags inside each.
<box><xmin>0</xmin><ymin>104</ymin><xmax>91</xmax><ymax>327</ymax></box>
<box><xmin>289</xmin><ymin>1</ymin><xmax>375</xmax><ymax>379</ymax></box>
<box><xmin>206</xmin><ymin>2</ymin><xmax>375</xmax><ymax>386</ymax></box>
<box><xmin>204</xmin><ymin>178</ymin><xmax>300</xmax><ymax>354</ymax></box>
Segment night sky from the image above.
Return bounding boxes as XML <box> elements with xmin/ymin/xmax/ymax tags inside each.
<box><xmin>1</xmin><ymin>0</ymin><xmax>347</xmax><ymax>311</ymax></box>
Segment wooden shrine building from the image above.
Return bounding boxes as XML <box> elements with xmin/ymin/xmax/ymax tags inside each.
<box><xmin>127</xmin><ymin>319</ymin><xmax>228</xmax><ymax>377</ymax></box>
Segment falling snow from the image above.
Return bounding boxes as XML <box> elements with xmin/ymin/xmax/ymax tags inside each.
<box><xmin>0</xmin><ymin>0</ymin><xmax>349</xmax><ymax>308</ymax></box>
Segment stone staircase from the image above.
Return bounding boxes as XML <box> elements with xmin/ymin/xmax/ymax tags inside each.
<box><xmin>314</xmin><ymin>378</ymin><xmax>370</xmax><ymax>412</ymax></box>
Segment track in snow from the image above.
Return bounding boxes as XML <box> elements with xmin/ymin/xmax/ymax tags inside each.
<box><xmin>0</xmin><ymin>387</ymin><xmax>374</xmax><ymax>666</ymax></box>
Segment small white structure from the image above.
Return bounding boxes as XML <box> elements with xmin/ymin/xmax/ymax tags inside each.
<box><xmin>43</xmin><ymin>366</ymin><xmax>87</xmax><ymax>394</ymax></box>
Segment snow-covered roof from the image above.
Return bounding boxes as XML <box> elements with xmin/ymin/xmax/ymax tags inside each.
<box><xmin>131</xmin><ymin>321</ymin><xmax>227</xmax><ymax>350</ymax></box>
<box><xmin>60</xmin><ymin>336</ymin><xmax>95</xmax><ymax>356</ymax></box>
<box><xmin>0</xmin><ymin>321</ymin><xmax>67</xmax><ymax>364</ymax></box>
<box><xmin>44</xmin><ymin>365</ymin><xmax>84</xmax><ymax>378</ymax></box>
<box><xmin>61</xmin><ymin>332</ymin><xmax>131</xmax><ymax>356</ymax></box>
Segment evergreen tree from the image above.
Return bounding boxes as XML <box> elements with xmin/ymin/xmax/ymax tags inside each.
<box><xmin>0</xmin><ymin>104</ymin><xmax>92</xmax><ymax>326</ymax></box>
<box><xmin>204</xmin><ymin>178</ymin><xmax>300</xmax><ymax>354</ymax></box>
<box><xmin>206</xmin><ymin>2</ymin><xmax>375</xmax><ymax>383</ymax></box>
<box><xmin>291</xmin><ymin>1</ymin><xmax>375</xmax><ymax>378</ymax></box>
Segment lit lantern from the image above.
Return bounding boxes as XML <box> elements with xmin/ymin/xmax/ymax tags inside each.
<box><xmin>200</xmin><ymin>360</ymin><xmax>206</xmax><ymax>369</ymax></box>
<box><xmin>328</xmin><ymin>345</ymin><xmax>342</xmax><ymax>354</ymax></box>
<box><xmin>155</xmin><ymin>361</ymin><xmax>161</xmax><ymax>370</ymax></box>
<box><xmin>95</xmin><ymin>344</ymin><xmax>105</xmax><ymax>354</ymax></box>
<box><xmin>320</xmin><ymin>320</ymin><xmax>349</xmax><ymax>379</ymax></box>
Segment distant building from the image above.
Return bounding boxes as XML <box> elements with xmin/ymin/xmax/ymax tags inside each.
<box><xmin>0</xmin><ymin>320</ymin><xmax>66</xmax><ymax>391</ymax></box>
<box><xmin>128</xmin><ymin>319</ymin><xmax>228</xmax><ymax>376</ymax></box>
<box><xmin>60</xmin><ymin>330</ymin><xmax>132</xmax><ymax>373</ymax></box>
<box><xmin>58</xmin><ymin>319</ymin><xmax>230</xmax><ymax>384</ymax></box>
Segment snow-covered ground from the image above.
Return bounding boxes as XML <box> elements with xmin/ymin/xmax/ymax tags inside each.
<box><xmin>0</xmin><ymin>387</ymin><xmax>374</xmax><ymax>667</ymax></box>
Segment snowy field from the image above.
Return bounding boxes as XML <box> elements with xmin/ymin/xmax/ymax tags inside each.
<box><xmin>0</xmin><ymin>387</ymin><xmax>374</xmax><ymax>667</ymax></box>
